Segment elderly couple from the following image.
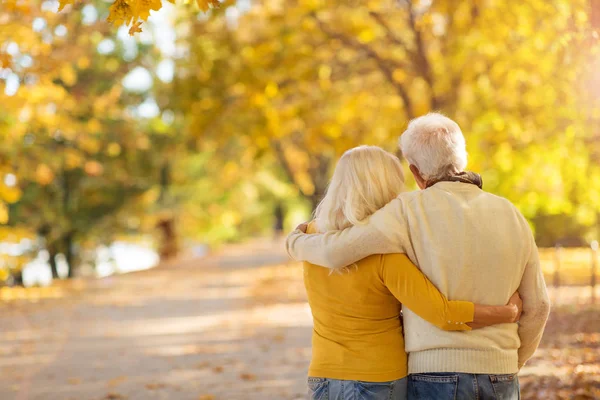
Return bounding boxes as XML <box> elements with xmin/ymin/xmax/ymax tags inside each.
<box><xmin>286</xmin><ymin>113</ymin><xmax>551</xmax><ymax>400</ymax></box>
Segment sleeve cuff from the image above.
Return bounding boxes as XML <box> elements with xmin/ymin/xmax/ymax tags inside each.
<box><xmin>445</xmin><ymin>301</ymin><xmax>475</xmax><ymax>331</ymax></box>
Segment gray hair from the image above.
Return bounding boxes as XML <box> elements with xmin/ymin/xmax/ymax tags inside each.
<box><xmin>399</xmin><ymin>113</ymin><xmax>468</xmax><ymax>180</ymax></box>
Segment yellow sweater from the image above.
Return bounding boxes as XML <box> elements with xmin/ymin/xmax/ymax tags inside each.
<box><xmin>304</xmin><ymin>222</ymin><xmax>474</xmax><ymax>382</ymax></box>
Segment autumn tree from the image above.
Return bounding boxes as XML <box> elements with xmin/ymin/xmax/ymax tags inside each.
<box><xmin>0</xmin><ymin>2</ymin><xmax>166</xmax><ymax>277</ymax></box>
<box><xmin>169</xmin><ymin>0</ymin><xmax>600</xmax><ymax>244</ymax></box>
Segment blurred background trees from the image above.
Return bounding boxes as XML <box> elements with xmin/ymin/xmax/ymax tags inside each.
<box><xmin>1</xmin><ymin>0</ymin><xmax>600</xmax><ymax>283</ymax></box>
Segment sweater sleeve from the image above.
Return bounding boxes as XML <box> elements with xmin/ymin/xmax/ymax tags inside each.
<box><xmin>285</xmin><ymin>198</ymin><xmax>408</xmax><ymax>269</ymax></box>
<box><xmin>380</xmin><ymin>253</ymin><xmax>474</xmax><ymax>331</ymax></box>
<box><xmin>517</xmin><ymin>223</ymin><xmax>551</xmax><ymax>368</ymax></box>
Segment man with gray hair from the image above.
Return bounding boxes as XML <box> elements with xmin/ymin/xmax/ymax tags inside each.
<box><xmin>287</xmin><ymin>113</ymin><xmax>550</xmax><ymax>399</ymax></box>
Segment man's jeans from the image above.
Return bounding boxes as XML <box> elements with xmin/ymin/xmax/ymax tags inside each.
<box><xmin>308</xmin><ymin>377</ymin><xmax>408</xmax><ymax>400</ymax></box>
<box><xmin>408</xmin><ymin>373</ymin><xmax>519</xmax><ymax>400</ymax></box>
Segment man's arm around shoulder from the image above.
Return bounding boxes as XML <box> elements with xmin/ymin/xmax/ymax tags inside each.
<box><xmin>285</xmin><ymin>197</ymin><xmax>409</xmax><ymax>269</ymax></box>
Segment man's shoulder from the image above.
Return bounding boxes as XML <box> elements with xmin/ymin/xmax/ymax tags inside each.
<box><xmin>479</xmin><ymin>190</ymin><xmax>518</xmax><ymax>206</ymax></box>
<box><xmin>398</xmin><ymin>187</ymin><xmax>526</xmax><ymax>219</ymax></box>
<box><xmin>479</xmin><ymin>191</ymin><xmax>525</xmax><ymax>215</ymax></box>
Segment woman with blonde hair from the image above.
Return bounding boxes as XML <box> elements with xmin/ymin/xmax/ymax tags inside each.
<box><xmin>302</xmin><ymin>146</ymin><xmax>521</xmax><ymax>400</ymax></box>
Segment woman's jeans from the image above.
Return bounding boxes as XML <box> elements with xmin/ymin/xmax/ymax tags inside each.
<box><xmin>308</xmin><ymin>377</ymin><xmax>408</xmax><ymax>400</ymax></box>
<box><xmin>407</xmin><ymin>373</ymin><xmax>520</xmax><ymax>400</ymax></box>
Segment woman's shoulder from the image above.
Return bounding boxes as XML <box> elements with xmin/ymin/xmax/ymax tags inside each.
<box><xmin>380</xmin><ymin>253</ymin><xmax>412</xmax><ymax>266</ymax></box>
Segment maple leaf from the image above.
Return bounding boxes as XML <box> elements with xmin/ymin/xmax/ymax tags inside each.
<box><xmin>129</xmin><ymin>21</ymin><xmax>143</xmax><ymax>36</ymax></box>
<box><xmin>107</xmin><ymin>0</ymin><xmax>134</xmax><ymax>26</ymax></box>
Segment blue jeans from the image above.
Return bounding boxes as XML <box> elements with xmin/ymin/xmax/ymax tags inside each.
<box><xmin>307</xmin><ymin>377</ymin><xmax>408</xmax><ymax>400</ymax></box>
<box><xmin>408</xmin><ymin>373</ymin><xmax>519</xmax><ymax>400</ymax></box>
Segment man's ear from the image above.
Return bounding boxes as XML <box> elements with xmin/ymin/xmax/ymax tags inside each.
<box><xmin>409</xmin><ymin>164</ymin><xmax>427</xmax><ymax>190</ymax></box>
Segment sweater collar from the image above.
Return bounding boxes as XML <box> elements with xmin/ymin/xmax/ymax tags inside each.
<box><xmin>425</xmin><ymin>171</ymin><xmax>483</xmax><ymax>189</ymax></box>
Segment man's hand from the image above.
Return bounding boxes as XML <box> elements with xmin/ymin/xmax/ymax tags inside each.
<box><xmin>508</xmin><ymin>291</ymin><xmax>523</xmax><ymax>322</ymax></box>
<box><xmin>295</xmin><ymin>222</ymin><xmax>309</xmax><ymax>233</ymax></box>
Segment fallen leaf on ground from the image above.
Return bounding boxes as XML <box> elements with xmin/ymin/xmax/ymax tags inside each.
<box><xmin>104</xmin><ymin>394</ymin><xmax>127</xmax><ymax>400</ymax></box>
<box><xmin>195</xmin><ymin>361</ymin><xmax>210</xmax><ymax>369</ymax></box>
<box><xmin>146</xmin><ymin>382</ymin><xmax>168</xmax><ymax>390</ymax></box>
<box><xmin>240</xmin><ymin>373</ymin><xmax>256</xmax><ymax>381</ymax></box>
<box><xmin>107</xmin><ymin>376</ymin><xmax>127</xmax><ymax>387</ymax></box>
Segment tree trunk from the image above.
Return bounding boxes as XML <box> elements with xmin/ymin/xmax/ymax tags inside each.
<box><xmin>157</xmin><ymin>218</ymin><xmax>178</xmax><ymax>260</ymax></box>
<box><xmin>12</xmin><ymin>270</ymin><xmax>23</xmax><ymax>286</ymax></box>
<box><xmin>65</xmin><ymin>233</ymin><xmax>76</xmax><ymax>278</ymax></box>
<box><xmin>273</xmin><ymin>203</ymin><xmax>284</xmax><ymax>235</ymax></box>
<box><xmin>48</xmin><ymin>247</ymin><xmax>59</xmax><ymax>279</ymax></box>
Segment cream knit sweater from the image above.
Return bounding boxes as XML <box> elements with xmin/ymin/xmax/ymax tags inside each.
<box><xmin>287</xmin><ymin>182</ymin><xmax>550</xmax><ymax>374</ymax></box>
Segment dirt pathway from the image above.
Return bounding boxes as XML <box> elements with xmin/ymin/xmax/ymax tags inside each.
<box><xmin>0</xmin><ymin>241</ymin><xmax>310</xmax><ymax>400</ymax></box>
<box><xmin>0</xmin><ymin>242</ymin><xmax>598</xmax><ymax>400</ymax></box>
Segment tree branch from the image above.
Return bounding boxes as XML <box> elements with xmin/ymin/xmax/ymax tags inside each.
<box><xmin>403</xmin><ymin>0</ymin><xmax>438</xmax><ymax>110</ymax></box>
<box><xmin>311</xmin><ymin>12</ymin><xmax>415</xmax><ymax>120</ymax></box>
<box><xmin>271</xmin><ymin>139</ymin><xmax>311</xmax><ymax>199</ymax></box>
<box><xmin>368</xmin><ymin>11</ymin><xmax>416</xmax><ymax>58</ymax></box>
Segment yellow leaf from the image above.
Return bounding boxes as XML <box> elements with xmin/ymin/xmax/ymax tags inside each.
<box><xmin>58</xmin><ymin>0</ymin><xmax>74</xmax><ymax>12</ymax></box>
<box><xmin>108</xmin><ymin>0</ymin><xmax>134</xmax><ymax>26</ymax></box>
<box><xmin>36</xmin><ymin>164</ymin><xmax>54</xmax><ymax>185</ymax></box>
<box><xmin>358</xmin><ymin>28</ymin><xmax>376</xmax><ymax>43</ymax></box>
<box><xmin>77</xmin><ymin>56</ymin><xmax>91</xmax><ymax>70</ymax></box>
<box><xmin>265</xmin><ymin>82</ymin><xmax>278</xmax><ymax>98</ymax></box>
<box><xmin>107</xmin><ymin>143</ymin><xmax>122</xmax><ymax>157</ymax></box>
<box><xmin>0</xmin><ymin>203</ymin><xmax>8</xmax><ymax>224</ymax></box>
<box><xmin>129</xmin><ymin>21</ymin><xmax>143</xmax><ymax>36</ymax></box>
<box><xmin>84</xmin><ymin>161</ymin><xmax>104</xmax><ymax>176</ymax></box>
<box><xmin>392</xmin><ymin>69</ymin><xmax>407</xmax><ymax>83</ymax></box>
<box><xmin>196</xmin><ymin>0</ymin><xmax>220</xmax><ymax>12</ymax></box>
<box><xmin>240</xmin><ymin>373</ymin><xmax>256</xmax><ymax>381</ymax></box>
<box><xmin>0</xmin><ymin>186</ymin><xmax>21</xmax><ymax>204</ymax></box>
<box><xmin>60</xmin><ymin>64</ymin><xmax>77</xmax><ymax>87</ymax></box>
<box><xmin>65</xmin><ymin>150</ymin><xmax>84</xmax><ymax>170</ymax></box>
<box><xmin>130</xmin><ymin>0</ymin><xmax>161</xmax><ymax>21</ymax></box>
<box><xmin>0</xmin><ymin>53</ymin><xmax>11</xmax><ymax>68</ymax></box>
<box><xmin>107</xmin><ymin>376</ymin><xmax>127</xmax><ymax>387</ymax></box>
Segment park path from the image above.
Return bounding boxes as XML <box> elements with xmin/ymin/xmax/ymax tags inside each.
<box><xmin>1</xmin><ymin>239</ymin><xmax>599</xmax><ymax>400</ymax></box>
<box><xmin>0</xmin><ymin>239</ymin><xmax>311</xmax><ymax>400</ymax></box>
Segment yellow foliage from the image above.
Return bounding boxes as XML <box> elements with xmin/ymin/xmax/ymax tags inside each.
<box><xmin>130</xmin><ymin>0</ymin><xmax>161</xmax><ymax>21</ymax></box>
<box><xmin>107</xmin><ymin>143</ymin><xmax>122</xmax><ymax>157</ymax></box>
<box><xmin>55</xmin><ymin>0</ymin><xmax>219</xmax><ymax>34</ymax></box>
<box><xmin>0</xmin><ymin>203</ymin><xmax>8</xmax><ymax>224</ymax></box>
<box><xmin>84</xmin><ymin>161</ymin><xmax>104</xmax><ymax>177</ymax></box>
<box><xmin>65</xmin><ymin>149</ymin><xmax>84</xmax><ymax>169</ymax></box>
<box><xmin>197</xmin><ymin>0</ymin><xmax>221</xmax><ymax>12</ymax></box>
<box><xmin>77</xmin><ymin>56</ymin><xmax>91</xmax><ymax>70</ymax></box>
<box><xmin>107</xmin><ymin>0</ymin><xmax>134</xmax><ymax>26</ymax></box>
<box><xmin>57</xmin><ymin>0</ymin><xmax>75</xmax><ymax>12</ymax></box>
<box><xmin>129</xmin><ymin>21</ymin><xmax>143</xmax><ymax>35</ymax></box>
<box><xmin>35</xmin><ymin>164</ymin><xmax>55</xmax><ymax>186</ymax></box>
<box><xmin>60</xmin><ymin>64</ymin><xmax>78</xmax><ymax>87</ymax></box>
<box><xmin>0</xmin><ymin>186</ymin><xmax>22</xmax><ymax>204</ymax></box>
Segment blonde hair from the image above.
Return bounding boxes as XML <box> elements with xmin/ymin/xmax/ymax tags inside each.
<box><xmin>314</xmin><ymin>146</ymin><xmax>405</xmax><ymax>233</ymax></box>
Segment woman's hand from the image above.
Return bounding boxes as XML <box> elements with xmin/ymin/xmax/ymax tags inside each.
<box><xmin>469</xmin><ymin>292</ymin><xmax>523</xmax><ymax>329</ymax></box>
<box><xmin>296</xmin><ymin>222</ymin><xmax>309</xmax><ymax>233</ymax></box>
<box><xmin>508</xmin><ymin>291</ymin><xmax>523</xmax><ymax>322</ymax></box>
